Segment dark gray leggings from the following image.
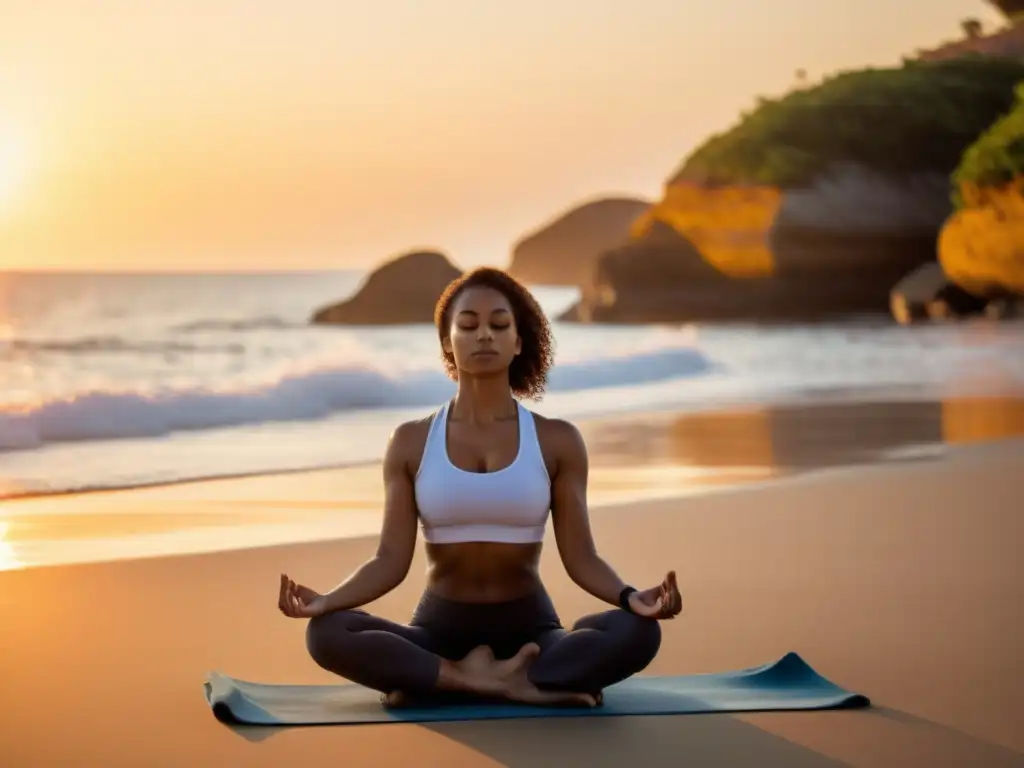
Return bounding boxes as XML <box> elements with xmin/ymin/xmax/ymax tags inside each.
<box><xmin>305</xmin><ymin>588</ymin><xmax>662</xmax><ymax>696</ymax></box>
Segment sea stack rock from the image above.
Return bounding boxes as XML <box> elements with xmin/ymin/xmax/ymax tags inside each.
<box><xmin>889</xmin><ymin>262</ymin><xmax>987</xmax><ymax>324</ymax></box>
<box><xmin>311</xmin><ymin>250</ymin><xmax>462</xmax><ymax>325</ymax></box>
<box><xmin>507</xmin><ymin>197</ymin><xmax>651</xmax><ymax>286</ymax></box>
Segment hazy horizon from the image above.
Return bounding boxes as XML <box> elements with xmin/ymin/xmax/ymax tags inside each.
<box><xmin>0</xmin><ymin>0</ymin><xmax>1008</xmax><ymax>273</ymax></box>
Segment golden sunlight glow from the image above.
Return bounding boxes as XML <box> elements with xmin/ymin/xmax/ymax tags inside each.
<box><xmin>0</xmin><ymin>520</ymin><xmax>23</xmax><ymax>571</ymax></box>
<box><xmin>0</xmin><ymin>119</ymin><xmax>30</xmax><ymax>210</ymax></box>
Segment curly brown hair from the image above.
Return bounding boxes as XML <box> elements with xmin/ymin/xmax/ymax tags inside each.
<box><xmin>434</xmin><ymin>267</ymin><xmax>555</xmax><ymax>400</ymax></box>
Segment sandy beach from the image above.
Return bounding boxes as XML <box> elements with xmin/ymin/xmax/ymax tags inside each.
<box><xmin>1</xmin><ymin>400</ymin><xmax>1023</xmax><ymax>767</ymax></box>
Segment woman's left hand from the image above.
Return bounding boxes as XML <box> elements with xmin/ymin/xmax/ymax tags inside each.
<box><xmin>628</xmin><ymin>570</ymin><xmax>682</xmax><ymax>620</ymax></box>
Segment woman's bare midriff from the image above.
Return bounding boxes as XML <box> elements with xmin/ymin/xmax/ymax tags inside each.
<box><xmin>424</xmin><ymin>541</ymin><xmax>544</xmax><ymax>603</ymax></box>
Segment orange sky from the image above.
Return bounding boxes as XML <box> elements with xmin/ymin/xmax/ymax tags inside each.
<box><xmin>0</xmin><ymin>0</ymin><xmax>1008</xmax><ymax>272</ymax></box>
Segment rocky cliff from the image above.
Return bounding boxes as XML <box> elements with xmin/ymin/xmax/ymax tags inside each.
<box><xmin>507</xmin><ymin>197</ymin><xmax>651</xmax><ymax>286</ymax></box>
<box><xmin>311</xmin><ymin>250</ymin><xmax>462</xmax><ymax>326</ymax></box>
<box><xmin>562</xmin><ymin>57</ymin><xmax>1024</xmax><ymax>324</ymax></box>
<box><xmin>939</xmin><ymin>81</ymin><xmax>1024</xmax><ymax>308</ymax></box>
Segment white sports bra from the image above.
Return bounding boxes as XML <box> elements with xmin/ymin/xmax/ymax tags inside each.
<box><xmin>414</xmin><ymin>400</ymin><xmax>552</xmax><ymax>544</ymax></box>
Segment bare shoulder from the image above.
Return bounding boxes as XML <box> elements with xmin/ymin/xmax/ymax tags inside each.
<box><xmin>386</xmin><ymin>413</ymin><xmax>435</xmax><ymax>476</ymax></box>
<box><xmin>530</xmin><ymin>411</ymin><xmax>588</xmax><ymax>473</ymax></box>
<box><xmin>532</xmin><ymin>412</ymin><xmax>585</xmax><ymax>448</ymax></box>
<box><xmin>390</xmin><ymin>414</ymin><xmax>433</xmax><ymax>446</ymax></box>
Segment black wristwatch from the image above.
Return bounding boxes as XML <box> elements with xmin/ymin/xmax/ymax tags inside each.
<box><xmin>619</xmin><ymin>585</ymin><xmax>638</xmax><ymax>612</ymax></box>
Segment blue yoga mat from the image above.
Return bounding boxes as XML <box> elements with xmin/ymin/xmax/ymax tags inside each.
<box><xmin>203</xmin><ymin>651</ymin><xmax>869</xmax><ymax>726</ymax></box>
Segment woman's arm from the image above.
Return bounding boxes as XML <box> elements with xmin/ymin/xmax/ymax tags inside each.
<box><xmin>316</xmin><ymin>421</ymin><xmax>422</xmax><ymax>612</ymax></box>
<box><xmin>546</xmin><ymin>419</ymin><xmax>631</xmax><ymax>607</ymax></box>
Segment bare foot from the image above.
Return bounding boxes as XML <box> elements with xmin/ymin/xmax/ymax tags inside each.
<box><xmin>446</xmin><ymin>643</ymin><xmax>540</xmax><ymax>696</ymax></box>
<box><xmin>504</xmin><ymin>666</ymin><xmax>599</xmax><ymax>708</ymax></box>
<box><xmin>439</xmin><ymin>644</ymin><xmax>598</xmax><ymax>708</ymax></box>
<box><xmin>458</xmin><ymin>645</ymin><xmax>498</xmax><ymax>676</ymax></box>
<box><xmin>381</xmin><ymin>691</ymin><xmax>405</xmax><ymax>708</ymax></box>
<box><xmin>482</xmin><ymin>644</ymin><xmax>598</xmax><ymax>708</ymax></box>
<box><xmin>381</xmin><ymin>690</ymin><xmax>434</xmax><ymax>709</ymax></box>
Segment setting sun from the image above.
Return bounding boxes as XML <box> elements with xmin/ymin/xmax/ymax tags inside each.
<box><xmin>0</xmin><ymin>118</ymin><xmax>29</xmax><ymax>209</ymax></box>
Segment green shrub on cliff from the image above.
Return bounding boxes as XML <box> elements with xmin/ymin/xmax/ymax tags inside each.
<box><xmin>951</xmin><ymin>80</ymin><xmax>1024</xmax><ymax>206</ymax></box>
<box><xmin>672</xmin><ymin>56</ymin><xmax>1024</xmax><ymax>188</ymax></box>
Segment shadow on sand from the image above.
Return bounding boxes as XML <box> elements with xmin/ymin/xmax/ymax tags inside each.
<box><xmin>214</xmin><ymin>704</ymin><xmax>1024</xmax><ymax>767</ymax></box>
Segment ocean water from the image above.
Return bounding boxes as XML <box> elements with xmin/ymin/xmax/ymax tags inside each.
<box><xmin>2</xmin><ymin>269</ymin><xmax>1023</xmax><ymax>499</ymax></box>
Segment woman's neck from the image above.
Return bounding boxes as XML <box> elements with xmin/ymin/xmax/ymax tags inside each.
<box><xmin>451</xmin><ymin>378</ymin><xmax>516</xmax><ymax>424</ymax></box>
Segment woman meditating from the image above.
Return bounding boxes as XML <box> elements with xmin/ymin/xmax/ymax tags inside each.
<box><xmin>277</xmin><ymin>267</ymin><xmax>682</xmax><ymax>708</ymax></box>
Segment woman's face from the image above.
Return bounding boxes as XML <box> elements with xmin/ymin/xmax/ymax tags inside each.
<box><xmin>443</xmin><ymin>285</ymin><xmax>521</xmax><ymax>377</ymax></box>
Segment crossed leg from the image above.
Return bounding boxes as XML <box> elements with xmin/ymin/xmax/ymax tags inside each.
<box><xmin>528</xmin><ymin>608</ymin><xmax>663</xmax><ymax>695</ymax></box>
<box><xmin>304</xmin><ymin>608</ymin><xmax>608</xmax><ymax>706</ymax></box>
<box><xmin>305</xmin><ymin>609</ymin><xmax>445</xmax><ymax>696</ymax></box>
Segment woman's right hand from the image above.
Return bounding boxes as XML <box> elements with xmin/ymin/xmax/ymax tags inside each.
<box><xmin>279</xmin><ymin>573</ymin><xmax>328</xmax><ymax>618</ymax></box>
